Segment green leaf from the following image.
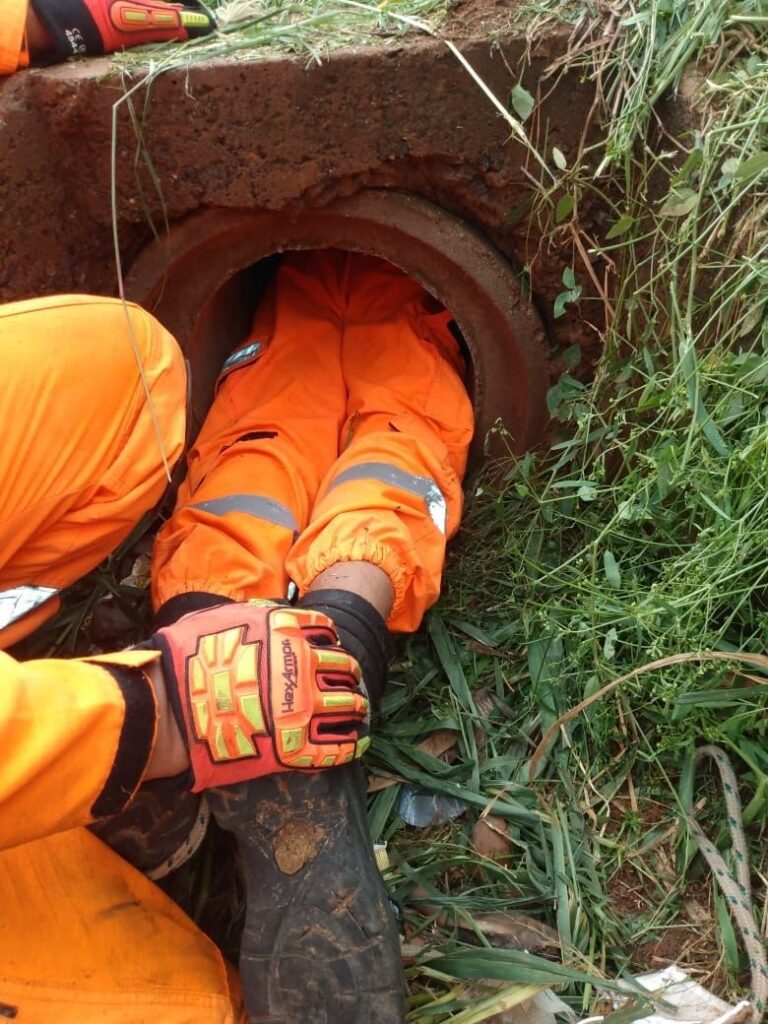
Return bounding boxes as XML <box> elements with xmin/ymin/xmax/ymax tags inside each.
<box><xmin>735</xmin><ymin>151</ymin><xmax>768</xmax><ymax>181</ymax></box>
<box><xmin>552</xmin><ymin>146</ymin><xmax>567</xmax><ymax>170</ymax></box>
<box><xmin>720</xmin><ymin>157</ymin><xmax>740</xmax><ymax>177</ymax></box>
<box><xmin>428</xmin><ymin>613</ymin><xmax>476</xmax><ymax>713</ymax></box>
<box><xmin>605</xmin><ymin>213</ymin><xmax>634</xmax><ymax>239</ymax></box>
<box><xmin>508</xmin><ymin>82</ymin><xmax>535</xmax><ymax>122</ymax></box>
<box><xmin>577</xmin><ymin>484</ymin><xmax>597</xmax><ymax>501</ymax></box>
<box><xmin>659</xmin><ymin>187</ymin><xmax>698</xmax><ymax>217</ymax></box>
<box><xmin>603</xmin><ymin>550</ymin><xmax>622</xmax><ymax>589</ymax></box>
<box><xmin>555</xmin><ymin>193</ymin><xmax>574</xmax><ymax>223</ymax></box>
<box><xmin>527</xmin><ymin>633</ymin><xmax>563</xmax><ymax>730</ymax></box>
<box><xmin>507</xmin><ymin>195</ymin><xmax>534</xmax><ymax>227</ymax></box>
<box><xmin>561</xmin><ymin>343</ymin><xmax>581</xmax><ymax>370</ymax></box>
<box><xmin>554</xmin><ymin>287</ymin><xmax>581</xmax><ymax>318</ymax></box>
<box><xmin>425</xmin><ymin>948</ymin><xmax>631</xmax><ymax>993</ymax></box>
<box><xmin>562</xmin><ymin>266</ymin><xmax>577</xmax><ymax>289</ymax></box>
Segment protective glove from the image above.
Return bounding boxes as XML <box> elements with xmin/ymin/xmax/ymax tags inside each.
<box><xmin>295</xmin><ymin>590</ymin><xmax>393</xmax><ymax>710</ymax></box>
<box><xmin>31</xmin><ymin>0</ymin><xmax>214</xmax><ymax>62</ymax></box>
<box><xmin>146</xmin><ymin>600</ymin><xmax>370</xmax><ymax>792</ymax></box>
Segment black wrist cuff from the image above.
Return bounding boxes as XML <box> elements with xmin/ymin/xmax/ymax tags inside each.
<box><xmin>295</xmin><ymin>589</ymin><xmax>393</xmax><ymax>709</ymax></box>
<box><xmin>31</xmin><ymin>0</ymin><xmax>104</xmax><ymax>61</ymax></box>
<box><xmin>153</xmin><ymin>591</ymin><xmax>234</xmax><ymax>630</ymax></box>
<box><xmin>132</xmin><ymin>630</ymin><xmax>195</xmax><ymax>791</ymax></box>
<box><xmin>90</xmin><ymin>664</ymin><xmax>156</xmax><ymax>819</ymax></box>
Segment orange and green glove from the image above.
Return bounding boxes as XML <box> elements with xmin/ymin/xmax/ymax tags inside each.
<box><xmin>146</xmin><ymin>601</ymin><xmax>371</xmax><ymax>792</ymax></box>
<box><xmin>31</xmin><ymin>0</ymin><xmax>214</xmax><ymax>61</ymax></box>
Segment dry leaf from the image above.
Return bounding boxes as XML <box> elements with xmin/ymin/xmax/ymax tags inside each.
<box><xmin>417</xmin><ymin>729</ymin><xmax>458</xmax><ymax>760</ymax></box>
<box><xmin>367</xmin><ymin>730</ymin><xmax>458</xmax><ymax>793</ymax></box>
<box><xmin>471</xmin><ymin>814</ymin><xmax>512</xmax><ymax>859</ymax></box>
<box><xmin>463</xmin><ymin>913</ymin><xmax>559</xmax><ymax>952</ymax></box>
<box><xmin>409</xmin><ymin>885</ymin><xmax>559</xmax><ymax>954</ymax></box>
<box><xmin>367</xmin><ymin>772</ymin><xmax>405</xmax><ymax>793</ymax></box>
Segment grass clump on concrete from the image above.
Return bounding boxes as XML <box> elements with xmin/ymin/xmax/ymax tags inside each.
<box><xmin>114</xmin><ymin>0</ymin><xmax>451</xmax><ymax>70</ymax></box>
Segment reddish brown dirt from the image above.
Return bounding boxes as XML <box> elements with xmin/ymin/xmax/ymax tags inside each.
<box><xmin>447</xmin><ymin>0</ymin><xmax>526</xmax><ymax>35</ymax></box>
<box><xmin>604</xmin><ymin>797</ymin><xmax>729</xmax><ymax>997</ymax></box>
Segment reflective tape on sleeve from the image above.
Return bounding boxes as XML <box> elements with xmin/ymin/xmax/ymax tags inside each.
<box><xmin>0</xmin><ymin>585</ymin><xmax>58</xmax><ymax>630</ymax></box>
<box><xmin>190</xmin><ymin>494</ymin><xmax>298</xmax><ymax>533</ymax></box>
<box><xmin>330</xmin><ymin>462</ymin><xmax>447</xmax><ymax>534</ymax></box>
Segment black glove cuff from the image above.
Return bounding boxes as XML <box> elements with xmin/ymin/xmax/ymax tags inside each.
<box><xmin>130</xmin><ymin>630</ymin><xmax>194</xmax><ymax>791</ymax></box>
<box><xmin>31</xmin><ymin>0</ymin><xmax>104</xmax><ymax>61</ymax></box>
<box><xmin>153</xmin><ymin>591</ymin><xmax>235</xmax><ymax>630</ymax></box>
<box><xmin>295</xmin><ymin>589</ymin><xmax>393</xmax><ymax>709</ymax></box>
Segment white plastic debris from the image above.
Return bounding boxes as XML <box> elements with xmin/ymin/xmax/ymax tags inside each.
<box><xmin>579</xmin><ymin>965</ymin><xmax>753</xmax><ymax>1024</ymax></box>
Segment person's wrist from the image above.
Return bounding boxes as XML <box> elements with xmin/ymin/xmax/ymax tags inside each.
<box><xmin>144</xmin><ymin>660</ymin><xmax>190</xmax><ymax>780</ymax></box>
<box><xmin>297</xmin><ymin>567</ymin><xmax>394</xmax><ymax>709</ymax></box>
<box><xmin>309</xmin><ymin>563</ymin><xmax>394</xmax><ymax>620</ymax></box>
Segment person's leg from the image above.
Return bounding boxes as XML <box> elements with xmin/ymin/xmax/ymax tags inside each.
<box><xmin>0</xmin><ymin>294</ymin><xmax>186</xmax><ymax>648</ymax></box>
<box><xmin>0</xmin><ymin>819</ymin><xmax>245</xmax><ymax>1022</ymax></box>
<box><xmin>151</xmin><ymin>252</ymin><xmax>408</xmax><ymax>1022</ymax></box>
<box><xmin>286</xmin><ymin>253</ymin><xmax>475</xmax><ymax>632</ymax></box>
<box><xmin>207</xmin><ymin>254</ymin><xmax>473</xmax><ymax>1024</ymax></box>
<box><xmin>151</xmin><ymin>250</ymin><xmax>348</xmax><ymax>620</ymax></box>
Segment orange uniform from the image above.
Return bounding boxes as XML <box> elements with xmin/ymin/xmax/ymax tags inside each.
<box><xmin>0</xmin><ymin>253</ymin><xmax>473</xmax><ymax>1020</ymax></box>
<box><xmin>0</xmin><ymin>0</ymin><xmax>29</xmax><ymax>74</ymax></box>
<box><xmin>0</xmin><ymin>296</ymin><xmax>244</xmax><ymax>1021</ymax></box>
<box><xmin>153</xmin><ymin>250</ymin><xmax>473</xmax><ymax>632</ymax></box>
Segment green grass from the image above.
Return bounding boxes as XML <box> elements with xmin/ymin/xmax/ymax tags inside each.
<box><xmin>33</xmin><ymin>0</ymin><xmax>768</xmax><ymax>1019</ymax></box>
<box><xmin>113</xmin><ymin>0</ymin><xmax>451</xmax><ymax>72</ymax></box>
<box><xmin>368</xmin><ymin>0</ymin><xmax>768</xmax><ymax>1016</ymax></box>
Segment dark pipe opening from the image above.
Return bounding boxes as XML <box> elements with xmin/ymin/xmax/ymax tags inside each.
<box><xmin>196</xmin><ymin>247</ymin><xmax>471</xmax><ymax>432</ymax></box>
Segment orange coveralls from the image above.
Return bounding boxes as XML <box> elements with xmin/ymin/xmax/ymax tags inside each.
<box><xmin>0</xmin><ymin>0</ymin><xmax>29</xmax><ymax>74</ymax></box>
<box><xmin>0</xmin><ymin>253</ymin><xmax>473</xmax><ymax>1020</ymax></box>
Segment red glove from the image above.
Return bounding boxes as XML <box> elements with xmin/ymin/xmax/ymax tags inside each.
<box><xmin>148</xmin><ymin>601</ymin><xmax>371</xmax><ymax>792</ymax></box>
<box><xmin>31</xmin><ymin>0</ymin><xmax>214</xmax><ymax>61</ymax></box>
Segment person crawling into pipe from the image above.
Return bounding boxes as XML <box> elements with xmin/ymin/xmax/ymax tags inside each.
<box><xmin>0</xmin><ymin>12</ymin><xmax>476</xmax><ymax>1007</ymax></box>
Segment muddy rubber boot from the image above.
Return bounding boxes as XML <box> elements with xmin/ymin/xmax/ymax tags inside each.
<box><xmin>90</xmin><ymin>782</ymin><xmax>209</xmax><ymax>878</ymax></box>
<box><xmin>206</xmin><ymin>763</ymin><xmax>405</xmax><ymax>1024</ymax></box>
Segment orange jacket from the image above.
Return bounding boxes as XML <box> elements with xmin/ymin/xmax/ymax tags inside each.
<box><xmin>0</xmin><ymin>0</ymin><xmax>28</xmax><ymax>74</ymax></box>
<box><xmin>0</xmin><ymin>296</ymin><xmax>243</xmax><ymax>1023</ymax></box>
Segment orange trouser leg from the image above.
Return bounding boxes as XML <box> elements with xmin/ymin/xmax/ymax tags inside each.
<box><xmin>0</xmin><ymin>0</ymin><xmax>29</xmax><ymax>74</ymax></box>
<box><xmin>0</xmin><ymin>294</ymin><xmax>186</xmax><ymax>646</ymax></box>
<box><xmin>152</xmin><ymin>251</ymin><xmax>348</xmax><ymax>611</ymax></box>
<box><xmin>286</xmin><ymin>255</ymin><xmax>475</xmax><ymax>632</ymax></box>
<box><xmin>0</xmin><ymin>829</ymin><xmax>244</xmax><ymax>1023</ymax></box>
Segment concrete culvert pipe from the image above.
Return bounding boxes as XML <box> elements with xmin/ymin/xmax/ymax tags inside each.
<box><xmin>126</xmin><ymin>190</ymin><xmax>550</xmax><ymax>462</ymax></box>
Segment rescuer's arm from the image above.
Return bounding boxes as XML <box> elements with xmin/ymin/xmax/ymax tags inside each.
<box><xmin>0</xmin><ymin>602</ymin><xmax>369</xmax><ymax>851</ymax></box>
<box><xmin>0</xmin><ymin>0</ymin><xmax>214</xmax><ymax>77</ymax></box>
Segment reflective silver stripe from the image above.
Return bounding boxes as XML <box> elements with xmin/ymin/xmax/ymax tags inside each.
<box><xmin>330</xmin><ymin>462</ymin><xmax>447</xmax><ymax>534</ymax></box>
<box><xmin>191</xmin><ymin>494</ymin><xmax>298</xmax><ymax>532</ymax></box>
<box><xmin>221</xmin><ymin>341</ymin><xmax>262</xmax><ymax>373</ymax></box>
<box><xmin>0</xmin><ymin>585</ymin><xmax>58</xmax><ymax>630</ymax></box>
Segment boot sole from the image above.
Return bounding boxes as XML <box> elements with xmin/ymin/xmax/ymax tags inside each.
<box><xmin>207</xmin><ymin>764</ymin><xmax>405</xmax><ymax>1023</ymax></box>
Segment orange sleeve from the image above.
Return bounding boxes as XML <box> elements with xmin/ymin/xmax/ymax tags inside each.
<box><xmin>0</xmin><ymin>0</ymin><xmax>30</xmax><ymax>75</ymax></box>
<box><xmin>0</xmin><ymin>649</ymin><xmax>160</xmax><ymax>850</ymax></box>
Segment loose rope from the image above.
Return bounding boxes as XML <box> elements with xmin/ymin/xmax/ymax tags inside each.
<box><xmin>146</xmin><ymin>799</ymin><xmax>211</xmax><ymax>881</ymax></box>
<box><xmin>685</xmin><ymin>745</ymin><xmax>768</xmax><ymax>1023</ymax></box>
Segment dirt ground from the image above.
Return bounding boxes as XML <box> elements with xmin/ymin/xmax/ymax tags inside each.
<box><xmin>447</xmin><ymin>0</ymin><xmax>527</xmax><ymax>35</ymax></box>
